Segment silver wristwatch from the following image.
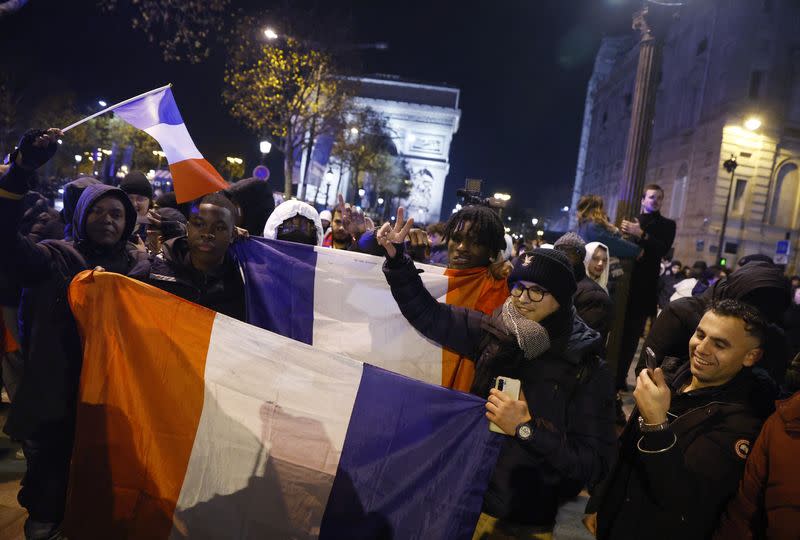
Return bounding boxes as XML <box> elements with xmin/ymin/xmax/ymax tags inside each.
<box><xmin>515</xmin><ymin>422</ymin><xmax>533</xmax><ymax>441</ymax></box>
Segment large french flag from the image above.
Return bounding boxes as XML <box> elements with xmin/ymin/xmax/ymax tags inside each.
<box><xmin>64</xmin><ymin>271</ymin><xmax>502</xmax><ymax>539</ymax></box>
<box><xmin>233</xmin><ymin>239</ymin><xmax>508</xmax><ymax>391</ymax></box>
<box><xmin>113</xmin><ymin>86</ymin><xmax>228</xmax><ymax>203</ymax></box>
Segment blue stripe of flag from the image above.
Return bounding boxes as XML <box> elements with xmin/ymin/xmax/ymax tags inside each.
<box><xmin>320</xmin><ymin>364</ymin><xmax>502</xmax><ymax>540</ymax></box>
<box><xmin>114</xmin><ymin>88</ymin><xmax>184</xmax><ymax>130</ymax></box>
<box><xmin>233</xmin><ymin>238</ymin><xmax>317</xmax><ymax>345</ymax></box>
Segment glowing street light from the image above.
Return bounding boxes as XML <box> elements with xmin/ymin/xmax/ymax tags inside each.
<box><xmin>531</xmin><ymin>218</ymin><xmax>539</xmax><ymax>226</ymax></box>
<box><xmin>377</xmin><ymin>197</ymin><xmax>385</xmax><ymax>205</ymax></box>
<box><xmin>493</xmin><ymin>192</ymin><xmax>511</xmax><ymax>202</ymax></box>
<box><xmin>324</xmin><ymin>168</ymin><xmax>335</xmax><ymax>183</ymax></box>
<box><xmin>350</xmin><ymin>127</ymin><xmax>359</xmax><ymax>136</ymax></box>
<box><xmin>537</xmin><ymin>230</ymin><xmax>544</xmax><ymax>237</ymax></box>
<box><xmin>744</xmin><ymin>117</ymin><xmax>762</xmax><ymax>131</ymax></box>
<box><xmin>98</xmin><ymin>100</ymin><xmax>107</xmax><ymax>107</ymax></box>
<box><xmin>264</xmin><ymin>27</ymin><xmax>278</xmax><ymax>40</ymax></box>
<box><xmin>561</xmin><ymin>206</ymin><xmax>569</xmax><ymax>212</ymax></box>
<box><xmin>358</xmin><ymin>188</ymin><xmax>366</xmax><ymax>197</ymax></box>
<box><xmin>226</xmin><ymin>156</ymin><xmax>244</xmax><ymax>165</ymax></box>
<box><xmin>74</xmin><ymin>155</ymin><xmax>82</xmax><ymax>163</ymax></box>
<box><xmin>259</xmin><ymin>140</ymin><xmax>272</xmax><ymax>154</ymax></box>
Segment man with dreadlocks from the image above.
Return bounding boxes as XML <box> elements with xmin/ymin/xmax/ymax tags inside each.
<box><xmin>377</xmin><ymin>208</ymin><xmax>616</xmax><ymax>539</ymax></box>
<box><xmin>436</xmin><ymin>204</ymin><xmax>513</xmax><ymax>391</ymax></box>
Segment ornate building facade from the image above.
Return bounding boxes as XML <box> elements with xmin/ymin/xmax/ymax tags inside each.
<box><xmin>575</xmin><ymin>0</ymin><xmax>800</xmax><ymax>271</ymax></box>
<box><xmin>339</xmin><ymin>76</ymin><xmax>461</xmax><ymax>224</ymax></box>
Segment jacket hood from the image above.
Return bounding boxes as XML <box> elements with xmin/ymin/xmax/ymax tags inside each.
<box><xmin>61</xmin><ymin>176</ymin><xmax>102</xmax><ymax>240</ymax></box>
<box><xmin>72</xmin><ymin>184</ymin><xmax>137</xmax><ymax>248</ymax></box>
<box><xmin>584</xmin><ymin>241</ymin><xmax>609</xmax><ymax>291</ymax></box>
<box><xmin>707</xmin><ymin>261</ymin><xmax>791</xmax><ymax>323</ymax></box>
<box><xmin>776</xmin><ymin>392</ymin><xmax>800</xmax><ymax>426</ymax></box>
<box><xmin>262</xmin><ymin>200</ymin><xmax>323</xmax><ymax>245</ymax></box>
<box><xmin>669</xmin><ymin>362</ymin><xmax>778</xmax><ymax>420</ymax></box>
<box><xmin>563</xmin><ymin>308</ymin><xmax>602</xmax><ymax>362</ymax></box>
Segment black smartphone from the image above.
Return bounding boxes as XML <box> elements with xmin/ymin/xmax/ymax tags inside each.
<box><xmin>645</xmin><ymin>347</ymin><xmax>657</xmax><ymax>371</ymax></box>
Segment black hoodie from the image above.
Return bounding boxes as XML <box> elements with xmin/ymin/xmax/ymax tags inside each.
<box><xmin>0</xmin><ymin>168</ymin><xmax>149</xmax><ymax>438</ymax></box>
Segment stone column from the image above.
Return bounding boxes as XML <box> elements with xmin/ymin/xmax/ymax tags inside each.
<box><xmin>607</xmin><ymin>5</ymin><xmax>673</xmax><ymax>392</ymax></box>
<box><xmin>615</xmin><ymin>7</ymin><xmax>665</xmax><ymax>223</ymax></box>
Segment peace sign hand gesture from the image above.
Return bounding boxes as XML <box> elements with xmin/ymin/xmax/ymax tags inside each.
<box><xmin>376</xmin><ymin>207</ymin><xmax>414</xmax><ymax>259</ymax></box>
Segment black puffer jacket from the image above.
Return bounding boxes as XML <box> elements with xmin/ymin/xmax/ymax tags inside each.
<box><xmin>590</xmin><ymin>362</ymin><xmax>775</xmax><ymax>540</ymax></box>
<box><xmin>383</xmin><ymin>253</ymin><xmax>616</xmax><ymax>527</ymax></box>
<box><xmin>147</xmin><ymin>237</ymin><xmax>246</xmax><ymax>322</ymax></box>
<box><xmin>0</xmin><ymin>166</ymin><xmax>149</xmax><ymax>439</ymax></box>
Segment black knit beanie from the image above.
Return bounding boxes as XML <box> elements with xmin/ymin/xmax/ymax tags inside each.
<box><xmin>120</xmin><ymin>171</ymin><xmax>153</xmax><ymax>199</ymax></box>
<box><xmin>508</xmin><ymin>248</ymin><xmax>577</xmax><ymax>308</ymax></box>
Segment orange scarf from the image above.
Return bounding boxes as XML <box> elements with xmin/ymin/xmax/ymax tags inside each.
<box><xmin>442</xmin><ymin>266</ymin><xmax>509</xmax><ymax>392</ymax></box>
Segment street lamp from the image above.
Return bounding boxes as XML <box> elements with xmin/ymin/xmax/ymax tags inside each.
<box><xmin>744</xmin><ymin>117</ymin><xmax>762</xmax><ymax>131</ymax></box>
<box><xmin>264</xmin><ymin>27</ymin><xmax>278</xmax><ymax>40</ymax></box>
<box><xmin>716</xmin><ymin>154</ymin><xmax>738</xmax><ymax>265</ymax></box>
<box><xmin>561</xmin><ymin>206</ymin><xmax>569</xmax><ymax>212</ymax></box>
<box><xmin>531</xmin><ymin>218</ymin><xmax>539</xmax><ymax>226</ymax></box>
<box><xmin>377</xmin><ymin>197</ymin><xmax>385</xmax><ymax>205</ymax></box>
<box><xmin>260</xmin><ymin>140</ymin><xmax>272</xmax><ymax>154</ymax></box>
<box><xmin>153</xmin><ymin>149</ymin><xmax>166</xmax><ymax>168</ymax></box>
<box><xmin>350</xmin><ymin>127</ymin><xmax>359</xmax><ymax>136</ymax></box>
<box><xmin>493</xmin><ymin>192</ymin><xmax>511</xmax><ymax>202</ymax></box>
<box><xmin>74</xmin><ymin>155</ymin><xmax>82</xmax><ymax>163</ymax></box>
<box><xmin>98</xmin><ymin>100</ymin><xmax>107</xmax><ymax>107</ymax></box>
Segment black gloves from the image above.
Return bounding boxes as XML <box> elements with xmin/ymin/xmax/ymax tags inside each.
<box><xmin>11</xmin><ymin>129</ymin><xmax>59</xmax><ymax>171</ymax></box>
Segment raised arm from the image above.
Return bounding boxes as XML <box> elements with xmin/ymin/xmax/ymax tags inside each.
<box><xmin>379</xmin><ymin>209</ymin><xmax>486</xmax><ymax>361</ymax></box>
<box><xmin>0</xmin><ymin>129</ymin><xmax>63</xmax><ymax>285</ymax></box>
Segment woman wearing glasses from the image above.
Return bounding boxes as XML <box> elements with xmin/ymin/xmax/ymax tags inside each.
<box><xmin>377</xmin><ymin>209</ymin><xmax>617</xmax><ymax>540</ymax></box>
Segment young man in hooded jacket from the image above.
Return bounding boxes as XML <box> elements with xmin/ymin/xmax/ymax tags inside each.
<box><xmin>0</xmin><ymin>129</ymin><xmax>150</xmax><ymax>540</ymax></box>
<box><xmin>376</xmin><ymin>209</ymin><xmax>616</xmax><ymax>538</ymax></box>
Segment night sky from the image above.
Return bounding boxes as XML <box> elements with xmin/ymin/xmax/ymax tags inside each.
<box><xmin>0</xmin><ymin>0</ymin><xmax>640</xmax><ymax>219</ymax></box>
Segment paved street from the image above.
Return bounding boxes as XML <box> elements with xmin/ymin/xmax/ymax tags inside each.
<box><xmin>0</xmin><ymin>401</ymin><xmax>26</xmax><ymax>540</ymax></box>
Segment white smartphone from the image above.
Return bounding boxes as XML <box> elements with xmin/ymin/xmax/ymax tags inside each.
<box><xmin>489</xmin><ymin>376</ymin><xmax>521</xmax><ymax>434</ymax></box>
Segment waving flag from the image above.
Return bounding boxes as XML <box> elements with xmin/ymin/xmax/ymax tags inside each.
<box><xmin>111</xmin><ymin>85</ymin><xmax>228</xmax><ymax>203</ymax></box>
<box><xmin>233</xmin><ymin>238</ymin><xmax>508</xmax><ymax>391</ymax></box>
<box><xmin>64</xmin><ymin>271</ymin><xmax>501</xmax><ymax>539</ymax></box>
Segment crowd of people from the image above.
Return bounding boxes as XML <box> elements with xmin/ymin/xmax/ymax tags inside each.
<box><xmin>1</xmin><ymin>128</ymin><xmax>799</xmax><ymax>539</ymax></box>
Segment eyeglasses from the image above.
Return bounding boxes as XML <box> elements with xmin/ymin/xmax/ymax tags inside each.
<box><xmin>510</xmin><ymin>284</ymin><xmax>548</xmax><ymax>302</ymax></box>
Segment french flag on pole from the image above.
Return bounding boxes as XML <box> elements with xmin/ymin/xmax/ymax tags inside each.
<box><xmin>64</xmin><ymin>271</ymin><xmax>501</xmax><ymax>539</ymax></box>
<box><xmin>66</xmin><ymin>84</ymin><xmax>228</xmax><ymax>203</ymax></box>
<box><xmin>113</xmin><ymin>86</ymin><xmax>228</xmax><ymax>202</ymax></box>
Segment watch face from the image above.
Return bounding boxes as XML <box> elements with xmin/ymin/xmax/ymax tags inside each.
<box><xmin>518</xmin><ymin>424</ymin><xmax>532</xmax><ymax>440</ymax></box>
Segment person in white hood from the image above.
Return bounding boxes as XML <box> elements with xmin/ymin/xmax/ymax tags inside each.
<box><xmin>584</xmin><ymin>241</ymin><xmax>610</xmax><ymax>292</ymax></box>
<box><xmin>262</xmin><ymin>200</ymin><xmax>323</xmax><ymax>246</ymax></box>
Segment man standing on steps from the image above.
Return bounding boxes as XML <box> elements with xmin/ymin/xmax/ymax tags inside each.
<box><xmin>616</xmin><ymin>184</ymin><xmax>676</xmax><ymax>392</ymax></box>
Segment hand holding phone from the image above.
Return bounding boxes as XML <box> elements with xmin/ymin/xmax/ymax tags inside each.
<box><xmin>489</xmin><ymin>376</ymin><xmax>521</xmax><ymax>434</ymax></box>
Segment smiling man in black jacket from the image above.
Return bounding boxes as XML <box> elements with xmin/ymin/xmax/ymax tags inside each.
<box><xmin>587</xmin><ymin>299</ymin><xmax>776</xmax><ymax>540</ymax></box>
